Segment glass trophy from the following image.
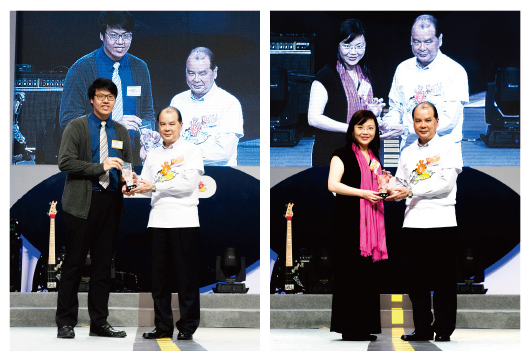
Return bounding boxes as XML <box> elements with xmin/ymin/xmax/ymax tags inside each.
<box><xmin>377</xmin><ymin>171</ymin><xmax>391</xmax><ymax>199</ymax></box>
<box><xmin>122</xmin><ymin>161</ymin><xmax>136</xmax><ymax>192</ymax></box>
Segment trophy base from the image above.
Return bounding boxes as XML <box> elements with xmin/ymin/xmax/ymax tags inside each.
<box><xmin>379</xmin><ymin>193</ymin><xmax>389</xmax><ymax>199</ymax></box>
<box><xmin>126</xmin><ymin>185</ymin><xmax>137</xmax><ymax>192</ymax></box>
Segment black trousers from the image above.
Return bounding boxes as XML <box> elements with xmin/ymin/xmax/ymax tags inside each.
<box><xmin>56</xmin><ymin>190</ymin><xmax>122</xmax><ymax>328</ymax></box>
<box><xmin>330</xmin><ymin>253</ymin><xmax>382</xmax><ymax>335</ymax></box>
<box><xmin>150</xmin><ymin>227</ymin><xmax>200</xmax><ymax>334</ymax></box>
<box><xmin>401</xmin><ymin>227</ymin><xmax>458</xmax><ymax>336</ymax></box>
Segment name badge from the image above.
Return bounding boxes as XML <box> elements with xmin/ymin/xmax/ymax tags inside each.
<box><xmin>112</xmin><ymin>140</ymin><xmax>123</xmax><ymax>150</ymax></box>
<box><xmin>127</xmin><ymin>86</ymin><xmax>142</xmax><ymax>97</ymax></box>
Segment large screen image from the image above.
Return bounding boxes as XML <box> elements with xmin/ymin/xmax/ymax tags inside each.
<box><xmin>270</xmin><ymin>11</ymin><xmax>520</xmax><ymax>167</ymax></box>
<box><xmin>12</xmin><ymin>11</ymin><xmax>260</xmax><ymax>167</ymax></box>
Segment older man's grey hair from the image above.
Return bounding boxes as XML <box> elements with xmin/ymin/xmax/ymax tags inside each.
<box><xmin>412</xmin><ymin>14</ymin><xmax>441</xmax><ymax>38</ymax></box>
<box><xmin>187</xmin><ymin>47</ymin><xmax>217</xmax><ymax>70</ymax></box>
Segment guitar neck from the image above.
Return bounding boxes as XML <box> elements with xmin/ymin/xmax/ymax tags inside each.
<box><xmin>48</xmin><ymin>216</ymin><xmax>55</xmax><ymax>265</ymax></box>
<box><xmin>285</xmin><ymin>218</ymin><xmax>293</xmax><ymax>267</ymax></box>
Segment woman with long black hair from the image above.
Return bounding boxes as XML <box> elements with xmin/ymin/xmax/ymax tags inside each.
<box><xmin>309</xmin><ymin>18</ymin><xmax>385</xmax><ymax>166</ymax></box>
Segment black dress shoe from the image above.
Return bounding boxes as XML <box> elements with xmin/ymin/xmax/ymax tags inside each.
<box><xmin>57</xmin><ymin>325</ymin><xmax>75</xmax><ymax>339</ymax></box>
<box><xmin>401</xmin><ymin>331</ymin><xmax>434</xmax><ymax>341</ymax></box>
<box><xmin>143</xmin><ymin>328</ymin><xmax>173</xmax><ymax>339</ymax></box>
<box><xmin>177</xmin><ymin>331</ymin><xmax>193</xmax><ymax>340</ymax></box>
<box><xmin>435</xmin><ymin>334</ymin><xmax>451</xmax><ymax>342</ymax></box>
<box><xmin>89</xmin><ymin>323</ymin><xmax>127</xmax><ymax>337</ymax></box>
<box><xmin>342</xmin><ymin>333</ymin><xmax>377</xmax><ymax>341</ymax></box>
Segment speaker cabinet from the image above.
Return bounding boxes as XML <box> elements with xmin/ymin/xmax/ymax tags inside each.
<box><xmin>270</xmin><ymin>34</ymin><xmax>315</xmax><ymax>76</ymax></box>
<box><xmin>14</xmin><ymin>72</ymin><xmax>65</xmax><ymax>164</ymax></box>
<box><xmin>270</xmin><ymin>35</ymin><xmax>315</xmax><ymax>143</ymax></box>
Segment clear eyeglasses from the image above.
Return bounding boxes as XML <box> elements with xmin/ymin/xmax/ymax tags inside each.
<box><xmin>340</xmin><ymin>42</ymin><xmax>366</xmax><ymax>51</ymax></box>
<box><xmin>105</xmin><ymin>32</ymin><xmax>133</xmax><ymax>42</ymax></box>
<box><xmin>95</xmin><ymin>94</ymin><xmax>116</xmax><ymax>101</ymax></box>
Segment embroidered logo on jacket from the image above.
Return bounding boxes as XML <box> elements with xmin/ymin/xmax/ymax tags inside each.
<box><xmin>406</xmin><ymin>83</ymin><xmax>442</xmax><ymax>113</ymax></box>
<box><xmin>409</xmin><ymin>154</ymin><xmax>440</xmax><ymax>184</ymax></box>
<box><xmin>155</xmin><ymin>157</ymin><xmax>184</xmax><ymax>183</ymax></box>
<box><xmin>182</xmin><ymin>115</ymin><xmax>219</xmax><ymax>145</ymax></box>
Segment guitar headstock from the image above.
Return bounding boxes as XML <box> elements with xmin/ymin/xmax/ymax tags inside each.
<box><xmin>284</xmin><ymin>202</ymin><xmax>294</xmax><ymax>220</ymax></box>
<box><xmin>48</xmin><ymin>200</ymin><xmax>58</xmax><ymax>219</ymax></box>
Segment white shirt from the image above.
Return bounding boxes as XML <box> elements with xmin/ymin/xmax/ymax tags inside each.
<box><xmin>395</xmin><ymin>134</ymin><xmax>463</xmax><ymax>228</ymax></box>
<box><xmin>139</xmin><ymin>137</ymin><xmax>204</xmax><ymax>228</ymax></box>
<box><xmin>383</xmin><ymin>52</ymin><xmax>469</xmax><ymax>150</ymax></box>
<box><xmin>170</xmin><ymin>83</ymin><xmax>244</xmax><ymax>166</ymax></box>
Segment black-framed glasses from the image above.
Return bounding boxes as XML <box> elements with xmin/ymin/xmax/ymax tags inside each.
<box><xmin>95</xmin><ymin>94</ymin><xmax>116</xmax><ymax>101</ymax></box>
<box><xmin>105</xmin><ymin>32</ymin><xmax>133</xmax><ymax>42</ymax></box>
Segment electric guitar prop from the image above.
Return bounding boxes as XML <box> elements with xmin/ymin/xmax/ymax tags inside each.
<box><xmin>284</xmin><ymin>202</ymin><xmax>295</xmax><ymax>292</ymax></box>
<box><xmin>270</xmin><ymin>202</ymin><xmax>307</xmax><ymax>294</ymax></box>
<box><xmin>46</xmin><ymin>200</ymin><xmax>62</xmax><ymax>290</ymax></box>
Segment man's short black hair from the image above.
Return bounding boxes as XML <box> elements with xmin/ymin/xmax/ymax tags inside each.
<box><xmin>87</xmin><ymin>78</ymin><xmax>118</xmax><ymax>101</ymax></box>
<box><xmin>98</xmin><ymin>11</ymin><xmax>135</xmax><ymax>36</ymax></box>
<box><xmin>157</xmin><ymin>106</ymin><xmax>183</xmax><ymax>124</ymax></box>
<box><xmin>412</xmin><ymin>101</ymin><xmax>439</xmax><ymax>120</ymax></box>
<box><xmin>187</xmin><ymin>47</ymin><xmax>217</xmax><ymax>70</ymax></box>
<box><xmin>412</xmin><ymin>14</ymin><xmax>441</xmax><ymax>38</ymax></box>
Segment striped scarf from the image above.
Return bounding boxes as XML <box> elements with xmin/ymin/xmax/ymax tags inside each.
<box><xmin>336</xmin><ymin>61</ymin><xmax>373</xmax><ymax>123</ymax></box>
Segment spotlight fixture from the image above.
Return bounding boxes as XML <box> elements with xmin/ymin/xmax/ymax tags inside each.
<box><xmin>214</xmin><ymin>247</ymin><xmax>249</xmax><ymax>293</ymax></box>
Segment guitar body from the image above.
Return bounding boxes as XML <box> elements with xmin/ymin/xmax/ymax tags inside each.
<box><xmin>46</xmin><ymin>260</ymin><xmax>63</xmax><ymax>289</ymax></box>
<box><xmin>32</xmin><ymin>252</ymin><xmax>64</xmax><ymax>291</ymax></box>
<box><xmin>284</xmin><ymin>265</ymin><xmax>295</xmax><ymax>292</ymax></box>
<box><xmin>271</xmin><ymin>257</ymin><xmax>305</xmax><ymax>294</ymax></box>
<box><xmin>47</xmin><ymin>264</ymin><xmax>58</xmax><ymax>290</ymax></box>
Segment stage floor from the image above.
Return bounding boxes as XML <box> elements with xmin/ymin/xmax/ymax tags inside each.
<box><xmin>270</xmin><ymin>328</ymin><xmax>520</xmax><ymax>352</ymax></box>
<box><xmin>10</xmin><ymin>326</ymin><xmax>259</xmax><ymax>351</ymax></box>
<box><xmin>10</xmin><ymin>326</ymin><xmax>520</xmax><ymax>351</ymax></box>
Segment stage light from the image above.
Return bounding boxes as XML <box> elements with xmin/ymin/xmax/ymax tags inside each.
<box><xmin>214</xmin><ymin>247</ymin><xmax>249</xmax><ymax>293</ymax></box>
<box><xmin>481</xmin><ymin>67</ymin><xmax>520</xmax><ymax>148</ymax></box>
<box><xmin>456</xmin><ymin>248</ymin><xmax>488</xmax><ymax>294</ymax></box>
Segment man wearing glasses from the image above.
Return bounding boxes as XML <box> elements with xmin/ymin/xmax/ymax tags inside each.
<box><xmin>59</xmin><ymin>11</ymin><xmax>155</xmax><ymax>165</ymax></box>
<box><xmin>380</xmin><ymin>14</ymin><xmax>469</xmax><ymax>151</ymax></box>
<box><xmin>56</xmin><ymin>78</ymin><xmax>132</xmax><ymax>339</ymax></box>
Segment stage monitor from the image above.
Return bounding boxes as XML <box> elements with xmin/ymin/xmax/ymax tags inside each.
<box><xmin>495</xmin><ymin>67</ymin><xmax>520</xmax><ymax>117</ymax></box>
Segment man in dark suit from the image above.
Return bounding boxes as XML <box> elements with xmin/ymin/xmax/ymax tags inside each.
<box><xmin>56</xmin><ymin>78</ymin><xmax>132</xmax><ymax>339</ymax></box>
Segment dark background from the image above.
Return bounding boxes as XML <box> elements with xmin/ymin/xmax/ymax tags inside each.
<box><xmin>271</xmin><ymin>11</ymin><xmax>520</xmax><ymax>99</ymax></box>
<box><xmin>14</xmin><ymin>11</ymin><xmax>260</xmax><ymax>140</ymax></box>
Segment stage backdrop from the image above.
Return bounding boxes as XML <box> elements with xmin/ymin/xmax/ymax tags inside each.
<box><xmin>11</xmin><ymin>166</ymin><xmax>260</xmax><ymax>293</ymax></box>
